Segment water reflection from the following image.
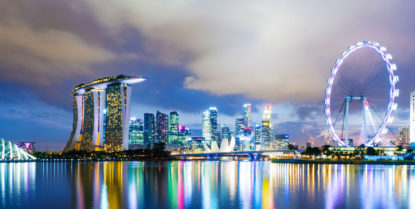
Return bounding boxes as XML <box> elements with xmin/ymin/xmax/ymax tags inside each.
<box><xmin>1</xmin><ymin>161</ymin><xmax>415</xmax><ymax>209</ymax></box>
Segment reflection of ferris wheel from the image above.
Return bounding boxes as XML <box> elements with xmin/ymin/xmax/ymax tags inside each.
<box><xmin>325</xmin><ymin>41</ymin><xmax>399</xmax><ymax>146</ymax></box>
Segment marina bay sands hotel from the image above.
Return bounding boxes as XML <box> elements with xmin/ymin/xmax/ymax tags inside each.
<box><xmin>64</xmin><ymin>75</ymin><xmax>145</xmax><ymax>152</ymax></box>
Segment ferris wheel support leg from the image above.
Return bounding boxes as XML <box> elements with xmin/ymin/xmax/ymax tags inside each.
<box><xmin>344</xmin><ymin>97</ymin><xmax>351</xmax><ymax>144</ymax></box>
<box><xmin>362</xmin><ymin>98</ymin><xmax>367</xmax><ymax>145</ymax></box>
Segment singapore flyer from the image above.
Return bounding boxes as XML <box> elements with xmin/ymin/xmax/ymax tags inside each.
<box><xmin>325</xmin><ymin>41</ymin><xmax>399</xmax><ymax>147</ymax></box>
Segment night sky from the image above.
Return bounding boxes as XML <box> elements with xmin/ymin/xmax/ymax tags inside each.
<box><xmin>1</xmin><ymin>0</ymin><xmax>415</xmax><ymax>151</ymax></box>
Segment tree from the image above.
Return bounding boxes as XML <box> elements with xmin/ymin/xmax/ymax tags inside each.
<box><xmin>366</xmin><ymin>147</ymin><xmax>378</xmax><ymax>155</ymax></box>
<box><xmin>288</xmin><ymin>144</ymin><xmax>297</xmax><ymax>150</ymax></box>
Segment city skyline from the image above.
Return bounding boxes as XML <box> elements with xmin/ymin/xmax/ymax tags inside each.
<box><xmin>2</xmin><ymin>1</ymin><xmax>415</xmax><ymax>150</ymax></box>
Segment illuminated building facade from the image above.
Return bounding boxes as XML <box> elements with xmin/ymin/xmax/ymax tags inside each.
<box><xmin>234</xmin><ymin>118</ymin><xmax>246</xmax><ymax>137</ymax></box>
<box><xmin>398</xmin><ymin>127</ymin><xmax>409</xmax><ymax>146</ymax></box>
<box><xmin>155</xmin><ymin>111</ymin><xmax>168</xmax><ymax>143</ymax></box>
<box><xmin>129</xmin><ymin>118</ymin><xmax>144</xmax><ymax>145</ymax></box>
<box><xmin>144</xmin><ymin>113</ymin><xmax>155</xmax><ymax>145</ymax></box>
<box><xmin>177</xmin><ymin>125</ymin><xmax>191</xmax><ymax>145</ymax></box>
<box><xmin>411</xmin><ymin>91</ymin><xmax>415</xmax><ymax>147</ymax></box>
<box><xmin>221</xmin><ymin>126</ymin><xmax>231</xmax><ymax>140</ymax></box>
<box><xmin>275</xmin><ymin>134</ymin><xmax>290</xmax><ymax>149</ymax></box>
<box><xmin>168</xmin><ymin>111</ymin><xmax>179</xmax><ymax>144</ymax></box>
<box><xmin>209</xmin><ymin>107</ymin><xmax>218</xmax><ymax>141</ymax></box>
<box><xmin>254</xmin><ymin>123</ymin><xmax>261</xmax><ymax>144</ymax></box>
<box><xmin>202</xmin><ymin>110</ymin><xmax>211</xmax><ymax>141</ymax></box>
<box><xmin>261</xmin><ymin>105</ymin><xmax>273</xmax><ymax>148</ymax></box>
<box><xmin>243</xmin><ymin>104</ymin><xmax>252</xmax><ymax>127</ymax></box>
<box><xmin>64</xmin><ymin>75</ymin><xmax>145</xmax><ymax>152</ymax></box>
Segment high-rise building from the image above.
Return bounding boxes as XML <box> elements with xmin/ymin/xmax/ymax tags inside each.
<box><xmin>209</xmin><ymin>107</ymin><xmax>218</xmax><ymax>141</ymax></box>
<box><xmin>64</xmin><ymin>75</ymin><xmax>145</xmax><ymax>152</ymax></box>
<box><xmin>155</xmin><ymin>111</ymin><xmax>168</xmax><ymax>143</ymax></box>
<box><xmin>398</xmin><ymin>127</ymin><xmax>409</xmax><ymax>146</ymax></box>
<box><xmin>254</xmin><ymin>123</ymin><xmax>261</xmax><ymax>144</ymax></box>
<box><xmin>177</xmin><ymin>125</ymin><xmax>191</xmax><ymax>145</ymax></box>
<box><xmin>129</xmin><ymin>118</ymin><xmax>144</xmax><ymax>145</ymax></box>
<box><xmin>261</xmin><ymin>105</ymin><xmax>273</xmax><ymax>148</ymax></box>
<box><xmin>168</xmin><ymin>111</ymin><xmax>179</xmax><ymax>144</ymax></box>
<box><xmin>202</xmin><ymin>107</ymin><xmax>218</xmax><ymax>142</ymax></box>
<box><xmin>202</xmin><ymin>110</ymin><xmax>211</xmax><ymax>141</ymax></box>
<box><xmin>410</xmin><ymin>91</ymin><xmax>415</xmax><ymax>147</ymax></box>
<box><xmin>275</xmin><ymin>134</ymin><xmax>290</xmax><ymax>149</ymax></box>
<box><xmin>235</xmin><ymin>118</ymin><xmax>246</xmax><ymax>138</ymax></box>
<box><xmin>263</xmin><ymin>105</ymin><xmax>272</xmax><ymax>121</ymax></box>
<box><xmin>221</xmin><ymin>126</ymin><xmax>231</xmax><ymax>140</ymax></box>
<box><xmin>144</xmin><ymin>113</ymin><xmax>155</xmax><ymax>145</ymax></box>
<box><xmin>243</xmin><ymin>104</ymin><xmax>252</xmax><ymax>128</ymax></box>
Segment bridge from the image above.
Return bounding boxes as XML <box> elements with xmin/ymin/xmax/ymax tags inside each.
<box><xmin>171</xmin><ymin>149</ymin><xmax>295</xmax><ymax>161</ymax></box>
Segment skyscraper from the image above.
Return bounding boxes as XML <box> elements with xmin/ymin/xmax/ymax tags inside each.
<box><xmin>64</xmin><ymin>75</ymin><xmax>145</xmax><ymax>152</ymax></box>
<box><xmin>144</xmin><ymin>113</ymin><xmax>155</xmax><ymax>145</ymax></box>
<box><xmin>209</xmin><ymin>107</ymin><xmax>218</xmax><ymax>141</ymax></box>
<box><xmin>254</xmin><ymin>123</ymin><xmax>261</xmax><ymax>144</ymax></box>
<box><xmin>411</xmin><ymin>91</ymin><xmax>415</xmax><ymax>147</ymax></box>
<box><xmin>221</xmin><ymin>126</ymin><xmax>231</xmax><ymax>140</ymax></box>
<box><xmin>168</xmin><ymin>111</ymin><xmax>179</xmax><ymax>144</ymax></box>
<box><xmin>202</xmin><ymin>110</ymin><xmax>211</xmax><ymax>141</ymax></box>
<box><xmin>104</xmin><ymin>82</ymin><xmax>132</xmax><ymax>152</ymax></box>
<box><xmin>398</xmin><ymin>127</ymin><xmax>409</xmax><ymax>146</ymax></box>
<box><xmin>129</xmin><ymin>118</ymin><xmax>144</xmax><ymax>145</ymax></box>
<box><xmin>261</xmin><ymin>105</ymin><xmax>273</xmax><ymax>148</ymax></box>
<box><xmin>177</xmin><ymin>125</ymin><xmax>191</xmax><ymax>145</ymax></box>
<box><xmin>155</xmin><ymin>111</ymin><xmax>168</xmax><ymax>143</ymax></box>
<box><xmin>234</xmin><ymin>118</ymin><xmax>246</xmax><ymax>138</ymax></box>
<box><xmin>243</xmin><ymin>104</ymin><xmax>252</xmax><ymax>127</ymax></box>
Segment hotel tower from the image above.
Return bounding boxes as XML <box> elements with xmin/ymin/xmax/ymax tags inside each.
<box><xmin>64</xmin><ymin>75</ymin><xmax>145</xmax><ymax>152</ymax></box>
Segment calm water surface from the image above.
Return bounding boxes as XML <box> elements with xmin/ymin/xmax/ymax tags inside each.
<box><xmin>1</xmin><ymin>161</ymin><xmax>415</xmax><ymax>209</ymax></box>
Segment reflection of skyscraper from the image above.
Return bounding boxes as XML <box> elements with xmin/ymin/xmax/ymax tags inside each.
<box><xmin>169</xmin><ymin>111</ymin><xmax>179</xmax><ymax>144</ymax></box>
<box><xmin>129</xmin><ymin>118</ymin><xmax>144</xmax><ymax>145</ymax></box>
<box><xmin>144</xmin><ymin>113</ymin><xmax>155</xmax><ymax>145</ymax></box>
<box><xmin>209</xmin><ymin>107</ymin><xmax>218</xmax><ymax>141</ymax></box>
<box><xmin>243</xmin><ymin>104</ymin><xmax>251</xmax><ymax>127</ymax></box>
<box><xmin>64</xmin><ymin>75</ymin><xmax>145</xmax><ymax>152</ymax></box>
<box><xmin>156</xmin><ymin>111</ymin><xmax>168</xmax><ymax>143</ymax></box>
<box><xmin>411</xmin><ymin>91</ymin><xmax>415</xmax><ymax>147</ymax></box>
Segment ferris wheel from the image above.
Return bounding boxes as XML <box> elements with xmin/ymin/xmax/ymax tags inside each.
<box><xmin>325</xmin><ymin>41</ymin><xmax>399</xmax><ymax>146</ymax></box>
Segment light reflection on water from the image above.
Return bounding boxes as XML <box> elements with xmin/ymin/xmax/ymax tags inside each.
<box><xmin>1</xmin><ymin>161</ymin><xmax>415</xmax><ymax>209</ymax></box>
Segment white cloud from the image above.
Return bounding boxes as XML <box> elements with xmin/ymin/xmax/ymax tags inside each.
<box><xmin>85</xmin><ymin>0</ymin><xmax>415</xmax><ymax>103</ymax></box>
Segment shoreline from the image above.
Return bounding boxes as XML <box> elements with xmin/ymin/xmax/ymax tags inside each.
<box><xmin>271</xmin><ymin>159</ymin><xmax>415</xmax><ymax>165</ymax></box>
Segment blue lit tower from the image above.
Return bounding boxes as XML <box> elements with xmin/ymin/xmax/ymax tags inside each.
<box><xmin>243</xmin><ymin>104</ymin><xmax>252</xmax><ymax>128</ymax></box>
<box><xmin>129</xmin><ymin>118</ymin><xmax>144</xmax><ymax>145</ymax></box>
<box><xmin>169</xmin><ymin>111</ymin><xmax>179</xmax><ymax>144</ymax></box>
<box><xmin>155</xmin><ymin>111</ymin><xmax>168</xmax><ymax>143</ymax></box>
<box><xmin>202</xmin><ymin>110</ymin><xmax>211</xmax><ymax>141</ymax></box>
<box><xmin>64</xmin><ymin>75</ymin><xmax>145</xmax><ymax>152</ymax></box>
<box><xmin>144</xmin><ymin>113</ymin><xmax>155</xmax><ymax>145</ymax></box>
<box><xmin>209</xmin><ymin>107</ymin><xmax>218</xmax><ymax>141</ymax></box>
<box><xmin>235</xmin><ymin>118</ymin><xmax>246</xmax><ymax>138</ymax></box>
<box><xmin>221</xmin><ymin>126</ymin><xmax>231</xmax><ymax>140</ymax></box>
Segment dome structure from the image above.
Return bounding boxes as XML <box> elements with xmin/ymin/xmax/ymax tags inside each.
<box><xmin>0</xmin><ymin>138</ymin><xmax>36</xmax><ymax>161</ymax></box>
<box><xmin>204</xmin><ymin>136</ymin><xmax>236</xmax><ymax>152</ymax></box>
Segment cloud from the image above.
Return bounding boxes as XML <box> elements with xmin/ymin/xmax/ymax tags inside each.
<box><xmin>85</xmin><ymin>0</ymin><xmax>415</xmax><ymax>103</ymax></box>
<box><xmin>0</xmin><ymin>20</ymin><xmax>117</xmax><ymax>85</ymax></box>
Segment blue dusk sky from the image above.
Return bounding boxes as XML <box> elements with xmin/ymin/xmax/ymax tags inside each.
<box><xmin>1</xmin><ymin>0</ymin><xmax>415</xmax><ymax>151</ymax></box>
